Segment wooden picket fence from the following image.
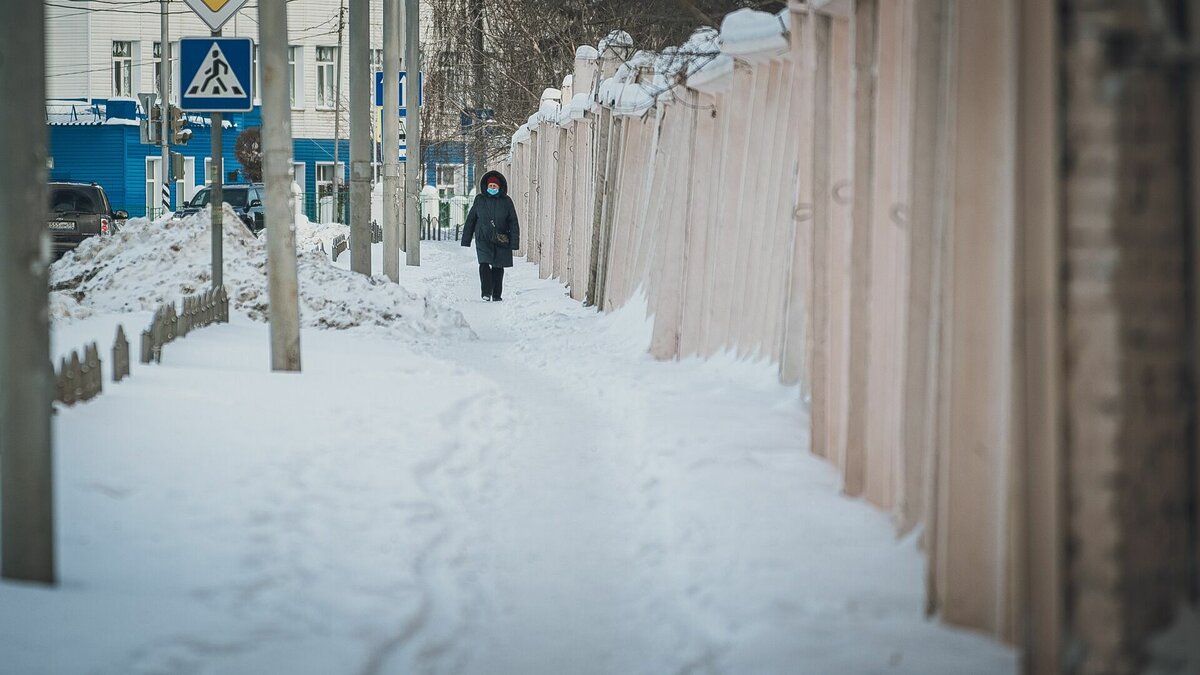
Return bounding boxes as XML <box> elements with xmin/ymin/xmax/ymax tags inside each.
<box><xmin>140</xmin><ymin>286</ymin><xmax>229</xmax><ymax>365</ymax></box>
<box><xmin>53</xmin><ymin>286</ymin><xmax>229</xmax><ymax>406</ymax></box>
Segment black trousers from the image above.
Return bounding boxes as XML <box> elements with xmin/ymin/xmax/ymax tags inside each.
<box><xmin>479</xmin><ymin>264</ymin><xmax>505</xmax><ymax>299</ymax></box>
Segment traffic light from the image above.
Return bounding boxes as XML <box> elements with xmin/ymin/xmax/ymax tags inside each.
<box><xmin>140</xmin><ymin>104</ymin><xmax>162</xmax><ymax>144</ymax></box>
<box><xmin>169</xmin><ymin>105</ymin><xmax>192</xmax><ymax>145</ymax></box>
<box><xmin>170</xmin><ymin>152</ymin><xmax>186</xmax><ymax>181</ymax></box>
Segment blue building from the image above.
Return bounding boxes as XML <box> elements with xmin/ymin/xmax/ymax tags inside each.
<box><xmin>46</xmin><ymin>99</ymin><xmax>472</xmax><ymax>224</ymax></box>
<box><xmin>47</xmin><ymin>98</ymin><xmax>361</xmax><ymax>222</ymax></box>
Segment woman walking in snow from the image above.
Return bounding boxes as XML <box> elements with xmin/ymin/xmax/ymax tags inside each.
<box><xmin>461</xmin><ymin>170</ymin><xmax>521</xmax><ymax>302</ymax></box>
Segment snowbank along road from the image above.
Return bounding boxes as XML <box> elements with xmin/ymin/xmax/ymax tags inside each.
<box><xmin>0</xmin><ymin>215</ymin><xmax>1015</xmax><ymax>675</ymax></box>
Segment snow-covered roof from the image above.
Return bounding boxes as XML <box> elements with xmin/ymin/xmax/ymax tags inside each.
<box><xmin>47</xmin><ymin>100</ymin><xmax>108</xmax><ymax>126</ymax></box>
<box><xmin>46</xmin><ymin>99</ymin><xmax>234</xmax><ymax>128</ymax></box>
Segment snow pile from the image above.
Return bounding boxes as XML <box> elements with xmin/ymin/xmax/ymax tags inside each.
<box><xmin>294</xmin><ymin>216</ymin><xmax>349</xmax><ymax>254</ymax></box>
<box><xmin>1146</xmin><ymin>606</ymin><xmax>1200</xmax><ymax>675</ymax></box>
<box><xmin>49</xmin><ymin>209</ymin><xmax>473</xmax><ymax>340</ymax></box>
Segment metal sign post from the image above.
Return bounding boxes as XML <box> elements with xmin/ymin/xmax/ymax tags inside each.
<box><xmin>180</xmin><ymin>36</ymin><xmax>252</xmax><ymax>289</ymax></box>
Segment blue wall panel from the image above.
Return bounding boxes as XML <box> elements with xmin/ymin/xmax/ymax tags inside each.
<box><xmin>47</xmin><ymin>103</ymin><xmax>436</xmax><ymax>223</ymax></box>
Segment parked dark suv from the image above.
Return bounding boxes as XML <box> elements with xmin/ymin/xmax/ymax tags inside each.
<box><xmin>47</xmin><ymin>182</ymin><xmax>126</xmax><ymax>258</ymax></box>
<box><xmin>174</xmin><ymin>183</ymin><xmax>265</xmax><ymax>232</ymax></box>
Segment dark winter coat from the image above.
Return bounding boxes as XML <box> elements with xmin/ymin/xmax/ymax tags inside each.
<box><xmin>461</xmin><ymin>170</ymin><xmax>521</xmax><ymax>268</ymax></box>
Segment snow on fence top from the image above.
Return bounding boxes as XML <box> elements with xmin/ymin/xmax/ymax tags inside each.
<box><xmin>508</xmin><ymin>14</ymin><xmax>791</xmax><ymax>144</ymax></box>
<box><xmin>598</xmin><ymin>30</ymin><xmax>633</xmax><ymax>54</ymax></box>
<box><xmin>682</xmin><ymin>27</ymin><xmax>733</xmax><ymax>88</ymax></box>
<box><xmin>718</xmin><ymin>7</ymin><xmax>790</xmax><ymax>59</ymax></box>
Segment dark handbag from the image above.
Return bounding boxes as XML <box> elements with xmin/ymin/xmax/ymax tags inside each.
<box><xmin>490</xmin><ymin>219</ymin><xmax>510</xmax><ymax>247</ymax></box>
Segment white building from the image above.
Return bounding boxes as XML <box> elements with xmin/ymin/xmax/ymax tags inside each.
<box><xmin>43</xmin><ymin>0</ymin><xmax>436</xmax><ymax>220</ymax></box>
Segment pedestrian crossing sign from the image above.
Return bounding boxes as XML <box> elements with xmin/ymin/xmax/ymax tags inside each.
<box><xmin>180</xmin><ymin>37</ymin><xmax>253</xmax><ymax>112</ymax></box>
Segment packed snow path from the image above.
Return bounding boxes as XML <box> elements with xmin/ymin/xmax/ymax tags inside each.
<box><xmin>1</xmin><ymin>242</ymin><xmax>1014</xmax><ymax>674</ymax></box>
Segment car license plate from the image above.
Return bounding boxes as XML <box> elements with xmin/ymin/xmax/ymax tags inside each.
<box><xmin>48</xmin><ymin>220</ymin><xmax>76</xmax><ymax>231</ymax></box>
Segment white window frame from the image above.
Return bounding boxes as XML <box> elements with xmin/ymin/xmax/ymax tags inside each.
<box><xmin>204</xmin><ymin>157</ymin><xmax>213</xmax><ymax>186</ymax></box>
<box><xmin>289</xmin><ymin>45</ymin><xmax>304</xmax><ymax>110</ymax></box>
<box><xmin>292</xmin><ymin>161</ymin><xmax>306</xmax><ymax>193</ymax></box>
<box><xmin>146</xmin><ymin>157</ymin><xmax>163</xmax><ymax>218</ymax></box>
<box><xmin>316</xmin><ymin>46</ymin><xmax>337</xmax><ymax>110</ymax></box>
<box><xmin>176</xmin><ymin>156</ymin><xmax>196</xmax><ymax>206</ymax></box>
<box><xmin>171</xmin><ymin>40</ymin><xmax>180</xmax><ymax>105</ymax></box>
<box><xmin>153</xmin><ymin>41</ymin><xmax>163</xmax><ymax>99</ymax></box>
<box><xmin>113</xmin><ymin>41</ymin><xmax>133</xmax><ymax>97</ymax></box>
<box><xmin>436</xmin><ymin>164</ymin><xmax>462</xmax><ymax>197</ymax></box>
<box><xmin>315</xmin><ymin>161</ymin><xmax>345</xmax><ymax>223</ymax></box>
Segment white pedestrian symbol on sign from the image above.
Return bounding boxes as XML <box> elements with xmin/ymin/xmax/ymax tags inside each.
<box><xmin>186</xmin><ymin>44</ymin><xmax>245</xmax><ymax>97</ymax></box>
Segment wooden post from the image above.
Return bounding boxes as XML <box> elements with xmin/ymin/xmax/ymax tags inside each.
<box><xmin>1017</xmin><ymin>0</ymin><xmax>1064</xmax><ymax>668</ymax></box>
<box><xmin>842</xmin><ymin>0</ymin><xmax>880</xmax><ymax>497</ymax></box>
<box><xmin>113</xmin><ymin>326</ymin><xmax>129</xmax><ymax>382</ymax></box>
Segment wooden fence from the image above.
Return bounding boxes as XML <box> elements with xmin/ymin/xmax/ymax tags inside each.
<box><xmin>54</xmin><ymin>287</ymin><xmax>230</xmax><ymax>407</ymax></box>
<box><xmin>501</xmin><ymin>2</ymin><xmax>1134</xmax><ymax>669</ymax></box>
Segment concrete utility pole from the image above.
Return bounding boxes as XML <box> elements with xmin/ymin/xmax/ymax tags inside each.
<box><xmin>404</xmin><ymin>0</ymin><xmax>421</xmax><ymax>265</ymax></box>
<box><xmin>1</xmin><ymin>0</ymin><xmax>55</xmax><ymax>584</ymax></box>
<box><xmin>332</xmin><ymin>1</ymin><xmax>346</xmax><ymax>223</ymax></box>
<box><xmin>349</xmin><ymin>0</ymin><xmax>371</xmax><ymax>274</ymax></box>
<box><xmin>211</xmin><ymin>30</ymin><xmax>224</xmax><ymax>289</ymax></box>
<box><xmin>160</xmin><ymin>0</ymin><xmax>171</xmax><ymax>218</ymax></box>
<box><xmin>260</xmin><ymin>0</ymin><xmax>302</xmax><ymax>371</ymax></box>
<box><xmin>382</xmin><ymin>0</ymin><xmax>402</xmax><ymax>281</ymax></box>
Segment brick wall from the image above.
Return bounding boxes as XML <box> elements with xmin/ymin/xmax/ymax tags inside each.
<box><xmin>1064</xmin><ymin>1</ymin><xmax>1195</xmax><ymax>671</ymax></box>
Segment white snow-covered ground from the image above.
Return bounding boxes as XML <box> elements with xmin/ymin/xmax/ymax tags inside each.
<box><xmin>1</xmin><ymin>233</ymin><xmax>1016</xmax><ymax>674</ymax></box>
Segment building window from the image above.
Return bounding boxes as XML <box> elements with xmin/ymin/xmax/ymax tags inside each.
<box><xmin>112</xmin><ymin>41</ymin><xmax>133</xmax><ymax>97</ymax></box>
<box><xmin>371</xmin><ymin>48</ymin><xmax>383</xmax><ymax>72</ymax></box>
<box><xmin>153</xmin><ymin>42</ymin><xmax>162</xmax><ymax>98</ymax></box>
<box><xmin>146</xmin><ymin>156</ymin><xmax>163</xmax><ymax>218</ymax></box>
<box><xmin>315</xmin><ymin>161</ymin><xmax>345</xmax><ymax>223</ymax></box>
<box><xmin>204</xmin><ymin>158</ymin><xmax>213</xmax><ymax>186</ymax></box>
<box><xmin>316</xmin><ymin>46</ymin><xmax>338</xmax><ymax>110</ymax></box>
<box><xmin>288</xmin><ymin>45</ymin><xmax>301</xmax><ymax>108</ymax></box>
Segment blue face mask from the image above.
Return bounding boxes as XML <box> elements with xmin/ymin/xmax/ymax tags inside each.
<box><xmin>487</xmin><ymin>186</ymin><xmax>500</xmax><ymax>196</ymax></box>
